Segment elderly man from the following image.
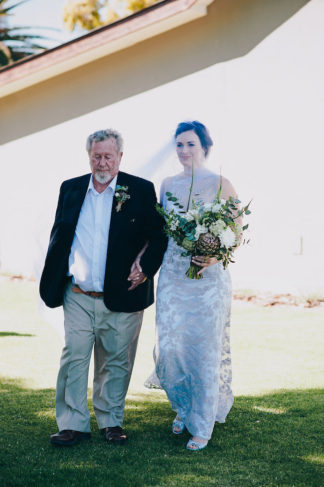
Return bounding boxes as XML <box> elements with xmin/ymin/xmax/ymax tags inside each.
<box><xmin>40</xmin><ymin>129</ymin><xmax>167</xmax><ymax>446</ymax></box>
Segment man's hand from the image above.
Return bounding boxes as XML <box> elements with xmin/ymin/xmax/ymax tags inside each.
<box><xmin>127</xmin><ymin>260</ymin><xmax>147</xmax><ymax>291</ymax></box>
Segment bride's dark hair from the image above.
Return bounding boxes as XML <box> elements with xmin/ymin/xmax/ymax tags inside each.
<box><xmin>174</xmin><ymin>121</ymin><xmax>213</xmax><ymax>157</ymax></box>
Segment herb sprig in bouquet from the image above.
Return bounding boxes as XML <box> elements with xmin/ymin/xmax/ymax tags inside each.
<box><xmin>156</xmin><ymin>178</ymin><xmax>251</xmax><ymax>279</ymax></box>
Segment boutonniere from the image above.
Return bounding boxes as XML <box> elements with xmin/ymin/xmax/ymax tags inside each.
<box><xmin>115</xmin><ymin>185</ymin><xmax>130</xmax><ymax>212</ymax></box>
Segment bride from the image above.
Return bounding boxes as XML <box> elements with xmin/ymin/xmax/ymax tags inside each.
<box><xmin>130</xmin><ymin>121</ymin><xmax>239</xmax><ymax>451</ymax></box>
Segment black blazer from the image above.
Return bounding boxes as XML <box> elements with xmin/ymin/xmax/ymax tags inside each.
<box><xmin>39</xmin><ymin>171</ymin><xmax>167</xmax><ymax>312</ymax></box>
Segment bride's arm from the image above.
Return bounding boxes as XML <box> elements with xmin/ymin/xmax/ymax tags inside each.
<box><xmin>159</xmin><ymin>176</ymin><xmax>172</xmax><ymax>206</ymax></box>
<box><xmin>128</xmin><ymin>177</ymin><xmax>170</xmax><ymax>288</ymax></box>
<box><xmin>129</xmin><ymin>243</ymin><xmax>148</xmax><ymax>275</ymax></box>
<box><xmin>218</xmin><ymin>176</ymin><xmax>242</xmax><ymax>227</ymax></box>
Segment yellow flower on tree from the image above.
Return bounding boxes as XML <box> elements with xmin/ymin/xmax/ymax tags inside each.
<box><xmin>63</xmin><ymin>0</ymin><xmax>160</xmax><ymax>32</ymax></box>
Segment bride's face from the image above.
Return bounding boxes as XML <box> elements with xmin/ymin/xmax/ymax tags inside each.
<box><xmin>175</xmin><ymin>130</ymin><xmax>206</xmax><ymax>168</ymax></box>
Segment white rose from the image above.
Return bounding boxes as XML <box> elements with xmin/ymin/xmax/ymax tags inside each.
<box><xmin>184</xmin><ymin>213</ymin><xmax>194</xmax><ymax>221</ymax></box>
<box><xmin>203</xmin><ymin>202</ymin><xmax>214</xmax><ymax>212</ymax></box>
<box><xmin>212</xmin><ymin>203</ymin><xmax>221</xmax><ymax>213</ymax></box>
<box><xmin>219</xmin><ymin>227</ymin><xmax>236</xmax><ymax>248</ymax></box>
<box><xmin>185</xmin><ymin>209</ymin><xmax>200</xmax><ymax>222</ymax></box>
<box><xmin>220</xmin><ymin>198</ymin><xmax>227</xmax><ymax>205</ymax></box>
<box><xmin>195</xmin><ymin>224</ymin><xmax>208</xmax><ymax>240</ymax></box>
<box><xmin>210</xmin><ymin>220</ymin><xmax>226</xmax><ymax>236</ymax></box>
<box><xmin>196</xmin><ymin>224</ymin><xmax>208</xmax><ymax>234</ymax></box>
<box><xmin>170</xmin><ymin>220</ymin><xmax>179</xmax><ymax>231</ymax></box>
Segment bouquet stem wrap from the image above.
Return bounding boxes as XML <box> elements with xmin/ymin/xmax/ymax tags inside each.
<box><xmin>185</xmin><ymin>259</ymin><xmax>203</xmax><ymax>280</ymax></box>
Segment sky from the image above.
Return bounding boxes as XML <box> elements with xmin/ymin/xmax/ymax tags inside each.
<box><xmin>8</xmin><ymin>0</ymin><xmax>80</xmax><ymax>47</ymax></box>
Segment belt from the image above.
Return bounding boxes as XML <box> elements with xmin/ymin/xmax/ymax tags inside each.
<box><xmin>72</xmin><ymin>285</ymin><xmax>104</xmax><ymax>299</ymax></box>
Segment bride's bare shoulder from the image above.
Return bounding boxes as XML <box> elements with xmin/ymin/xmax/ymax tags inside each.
<box><xmin>159</xmin><ymin>176</ymin><xmax>176</xmax><ymax>202</ymax></box>
<box><xmin>161</xmin><ymin>173</ymin><xmax>183</xmax><ymax>189</ymax></box>
<box><xmin>161</xmin><ymin>176</ymin><xmax>173</xmax><ymax>186</ymax></box>
<box><xmin>217</xmin><ymin>175</ymin><xmax>237</xmax><ymax>199</ymax></box>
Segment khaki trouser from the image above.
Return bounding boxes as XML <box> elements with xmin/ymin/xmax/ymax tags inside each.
<box><xmin>55</xmin><ymin>282</ymin><xmax>144</xmax><ymax>432</ymax></box>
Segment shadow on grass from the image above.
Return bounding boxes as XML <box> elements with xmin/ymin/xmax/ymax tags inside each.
<box><xmin>0</xmin><ymin>378</ymin><xmax>323</xmax><ymax>487</ymax></box>
<box><xmin>0</xmin><ymin>332</ymin><xmax>35</xmax><ymax>337</ymax></box>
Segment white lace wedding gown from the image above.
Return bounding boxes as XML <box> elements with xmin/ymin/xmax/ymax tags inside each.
<box><xmin>153</xmin><ymin>169</ymin><xmax>233</xmax><ymax>440</ymax></box>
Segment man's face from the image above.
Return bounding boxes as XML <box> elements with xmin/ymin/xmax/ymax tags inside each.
<box><xmin>89</xmin><ymin>138</ymin><xmax>122</xmax><ymax>185</ymax></box>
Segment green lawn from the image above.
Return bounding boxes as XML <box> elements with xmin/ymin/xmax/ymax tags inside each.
<box><xmin>0</xmin><ymin>279</ymin><xmax>323</xmax><ymax>487</ymax></box>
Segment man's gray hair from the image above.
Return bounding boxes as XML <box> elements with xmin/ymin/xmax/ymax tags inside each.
<box><xmin>86</xmin><ymin>129</ymin><xmax>124</xmax><ymax>154</ymax></box>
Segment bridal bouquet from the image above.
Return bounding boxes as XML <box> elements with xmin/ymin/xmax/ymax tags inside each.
<box><xmin>156</xmin><ymin>181</ymin><xmax>251</xmax><ymax>279</ymax></box>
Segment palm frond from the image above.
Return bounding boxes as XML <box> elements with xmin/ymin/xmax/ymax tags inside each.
<box><xmin>0</xmin><ymin>0</ymin><xmax>53</xmax><ymax>66</ymax></box>
<box><xmin>0</xmin><ymin>0</ymin><xmax>29</xmax><ymax>16</ymax></box>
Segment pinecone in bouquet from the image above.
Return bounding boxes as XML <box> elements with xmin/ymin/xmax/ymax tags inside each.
<box><xmin>185</xmin><ymin>233</ymin><xmax>220</xmax><ymax>280</ymax></box>
<box><xmin>196</xmin><ymin>233</ymin><xmax>220</xmax><ymax>255</ymax></box>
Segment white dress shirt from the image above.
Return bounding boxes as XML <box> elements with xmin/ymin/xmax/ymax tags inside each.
<box><xmin>68</xmin><ymin>175</ymin><xmax>117</xmax><ymax>292</ymax></box>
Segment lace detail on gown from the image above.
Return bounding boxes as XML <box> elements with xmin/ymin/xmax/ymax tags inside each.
<box><xmin>152</xmin><ymin>169</ymin><xmax>234</xmax><ymax>440</ymax></box>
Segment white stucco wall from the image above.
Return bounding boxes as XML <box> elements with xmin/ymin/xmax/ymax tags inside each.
<box><xmin>0</xmin><ymin>0</ymin><xmax>323</xmax><ymax>295</ymax></box>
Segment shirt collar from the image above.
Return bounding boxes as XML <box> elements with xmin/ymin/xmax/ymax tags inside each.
<box><xmin>88</xmin><ymin>174</ymin><xmax>118</xmax><ymax>195</ymax></box>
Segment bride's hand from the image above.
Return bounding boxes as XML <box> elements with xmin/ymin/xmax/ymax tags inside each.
<box><xmin>129</xmin><ymin>257</ymin><xmax>142</xmax><ymax>276</ymax></box>
<box><xmin>127</xmin><ymin>242</ymin><xmax>148</xmax><ymax>289</ymax></box>
<box><xmin>192</xmin><ymin>255</ymin><xmax>220</xmax><ymax>275</ymax></box>
<box><xmin>127</xmin><ymin>258</ymin><xmax>147</xmax><ymax>291</ymax></box>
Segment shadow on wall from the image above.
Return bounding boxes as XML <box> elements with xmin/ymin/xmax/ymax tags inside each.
<box><xmin>0</xmin><ymin>0</ymin><xmax>310</xmax><ymax>144</ymax></box>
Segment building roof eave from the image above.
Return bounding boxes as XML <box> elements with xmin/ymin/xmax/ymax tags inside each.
<box><xmin>0</xmin><ymin>0</ymin><xmax>213</xmax><ymax>98</ymax></box>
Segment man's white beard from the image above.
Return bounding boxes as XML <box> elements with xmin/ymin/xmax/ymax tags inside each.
<box><xmin>94</xmin><ymin>171</ymin><xmax>111</xmax><ymax>184</ymax></box>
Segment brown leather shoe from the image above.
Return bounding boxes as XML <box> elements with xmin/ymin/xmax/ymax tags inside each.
<box><xmin>50</xmin><ymin>430</ymin><xmax>91</xmax><ymax>446</ymax></box>
<box><xmin>102</xmin><ymin>426</ymin><xmax>127</xmax><ymax>445</ymax></box>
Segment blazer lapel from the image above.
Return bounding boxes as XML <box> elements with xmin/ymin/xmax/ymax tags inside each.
<box><xmin>64</xmin><ymin>174</ymin><xmax>90</xmax><ymax>226</ymax></box>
